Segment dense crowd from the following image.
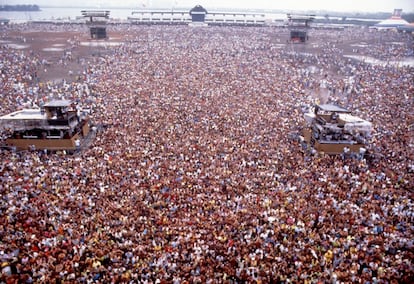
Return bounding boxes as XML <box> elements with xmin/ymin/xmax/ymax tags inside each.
<box><xmin>1</xmin><ymin>24</ymin><xmax>413</xmax><ymax>283</ymax></box>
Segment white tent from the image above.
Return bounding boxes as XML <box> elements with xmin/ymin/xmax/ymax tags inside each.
<box><xmin>374</xmin><ymin>9</ymin><xmax>409</xmax><ymax>29</ymax></box>
<box><xmin>375</xmin><ymin>18</ymin><xmax>409</xmax><ymax>28</ymax></box>
<box><xmin>398</xmin><ymin>22</ymin><xmax>414</xmax><ymax>33</ymax></box>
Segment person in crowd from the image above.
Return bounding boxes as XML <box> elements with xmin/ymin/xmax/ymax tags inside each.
<box><xmin>0</xmin><ymin>23</ymin><xmax>413</xmax><ymax>283</ymax></box>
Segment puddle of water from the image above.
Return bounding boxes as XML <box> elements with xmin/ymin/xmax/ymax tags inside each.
<box><xmin>43</xmin><ymin>47</ymin><xmax>64</xmax><ymax>51</ymax></box>
<box><xmin>6</xmin><ymin>43</ymin><xmax>29</xmax><ymax>49</ymax></box>
<box><xmin>272</xmin><ymin>44</ymin><xmax>285</xmax><ymax>49</ymax></box>
<box><xmin>389</xmin><ymin>42</ymin><xmax>405</xmax><ymax>45</ymax></box>
<box><xmin>344</xmin><ymin>54</ymin><xmax>414</xmax><ymax>67</ymax></box>
<box><xmin>80</xmin><ymin>41</ymin><xmax>123</xmax><ymax>47</ymax></box>
<box><xmin>306</xmin><ymin>65</ymin><xmax>319</xmax><ymax>73</ymax></box>
<box><xmin>350</xmin><ymin>44</ymin><xmax>368</xmax><ymax>48</ymax></box>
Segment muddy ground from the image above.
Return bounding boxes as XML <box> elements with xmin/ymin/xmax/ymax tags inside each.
<box><xmin>0</xmin><ymin>24</ymin><xmax>405</xmax><ymax>85</ymax></box>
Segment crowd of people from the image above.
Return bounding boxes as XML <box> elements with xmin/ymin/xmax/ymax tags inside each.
<box><xmin>0</xmin><ymin>23</ymin><xmax>413</xmax><ymax>283</ymax></box>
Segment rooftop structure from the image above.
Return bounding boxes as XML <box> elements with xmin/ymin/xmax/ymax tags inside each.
<box><xmin>81</xmin><ymin>10</ymin><xmax>110</xmax><ymax>22</ymax></box>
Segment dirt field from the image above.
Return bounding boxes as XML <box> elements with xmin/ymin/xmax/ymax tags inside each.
<box><xmin>2</xmin><ymin>27</ymin><xmax>127</xmax><ymax>82</ymax></box>
<box><xmin>1</xmin><ymin>23</ymin><xmax>410</xmax><ymax>85</ymax></box>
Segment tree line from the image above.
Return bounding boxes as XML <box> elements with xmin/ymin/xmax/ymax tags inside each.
<box><xmin>0</xmin><ymin>5</ymin><xmax>41</xmax><ymax>12</ymax></box>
